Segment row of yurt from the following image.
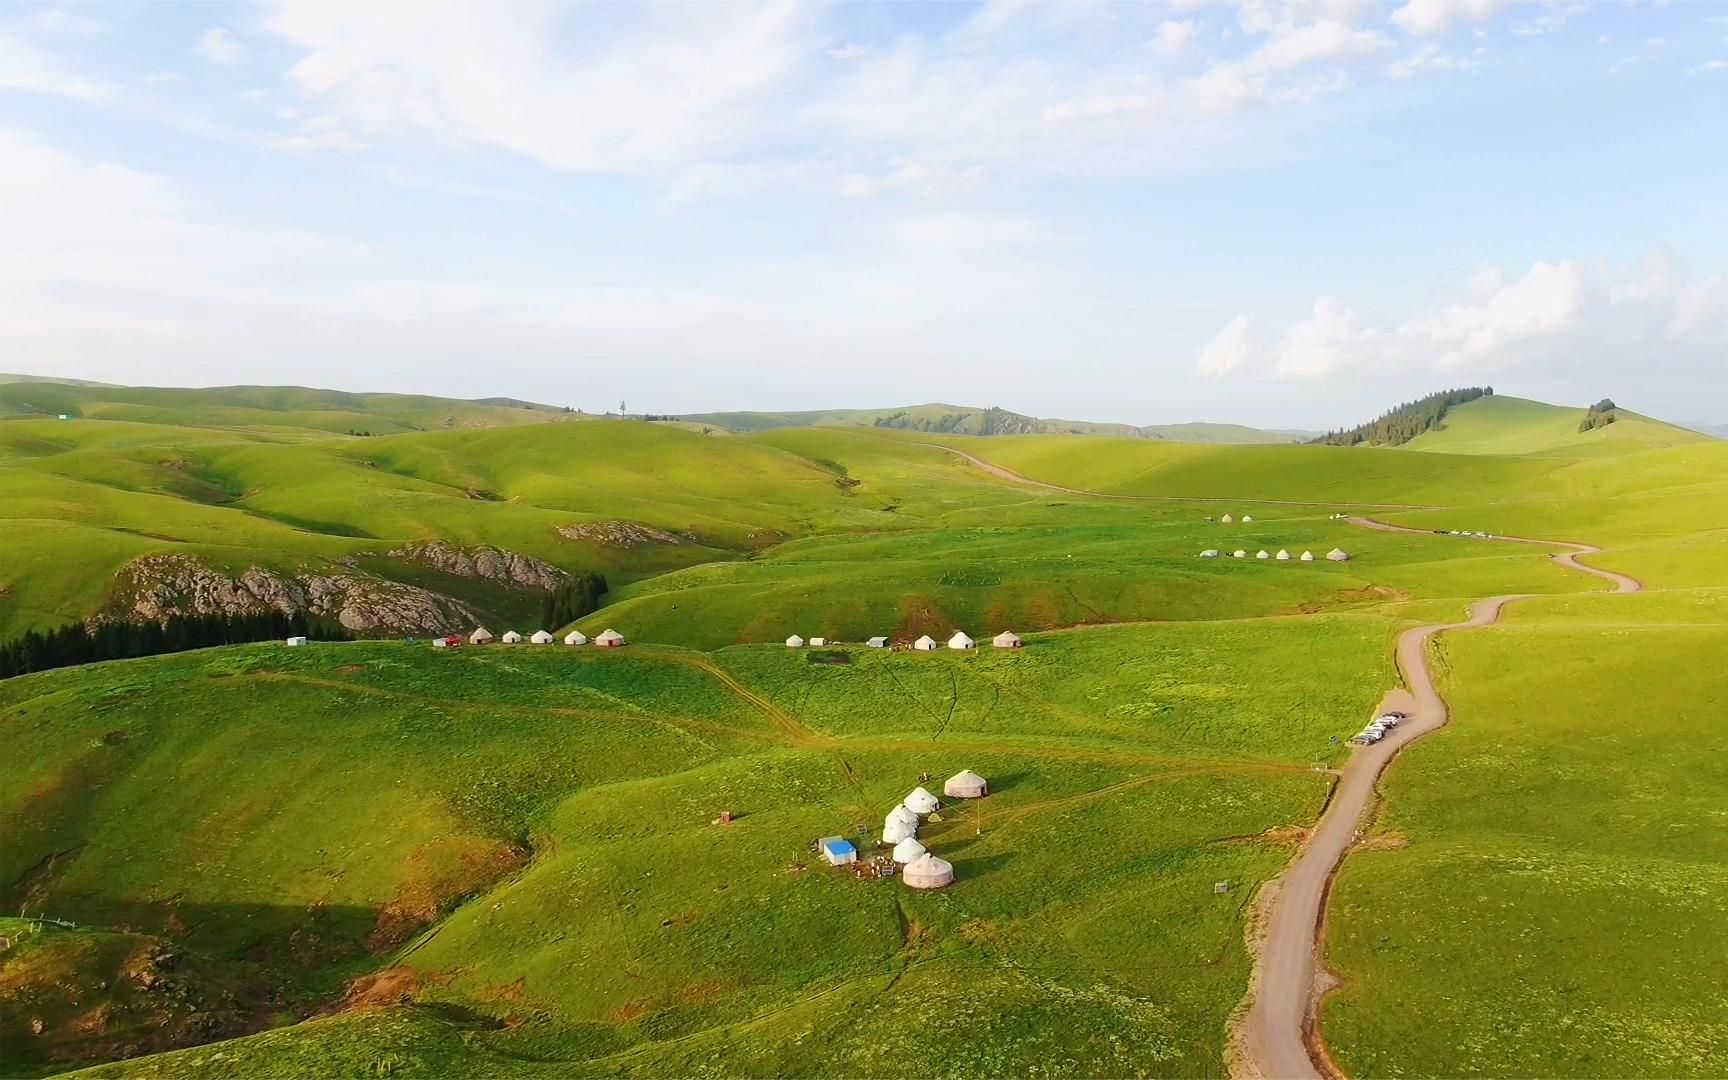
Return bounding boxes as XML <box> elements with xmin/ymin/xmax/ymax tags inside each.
<box><xmin>912</xmin><ymin>631</ymin><xmax>1021</xmax><ymax>651</ymax></box>
<box><xmin>1213</xmin><ymin>549</ymin><xmax>1336</xmax><ymax>562</ymax></box>
<box><xmin>465</xmin><ymin>627</ymin><xmax>626</xmax><ymax>646</ymax></box>
<box><xmin>785</xmin><ymin>635</ymin><xmax>831</xmax><ymax>647</ymax></box>
<box><xmin>1218</xmin><ymin>514</ymin><xmax>1256</xmax><ymax>523</ymax></box>
<box><xmin>889</xmin><ymin>784</ymin><xmax>957</xmax><ymax>890</ymax></box>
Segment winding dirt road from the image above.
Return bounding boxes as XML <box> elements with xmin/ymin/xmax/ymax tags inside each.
<box><xmin>1236</xmin><ymin>518</ymin><xmax>1640</xmax><ymax>1079</ymax></box>
<box><xmin>919</xmin><ymin>442</ymin><xmax>1646</xmax><ymax>1076</ymax></box>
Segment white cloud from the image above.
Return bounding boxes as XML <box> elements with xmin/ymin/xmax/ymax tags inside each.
<box><xmin>1386</xmin><ymin>42</ymin><xmax>1483</xmax><ymax>78</ymax></box>
<box><xmin>1511</xmin><ymin>2</ymin><xmax>1587</xmax><ymax>38</ymax></box>
<box><xmin>1390</xmin><ymin>0</ymin><xmax>1505</xmax><ymax>37</ymax></box>
<box><xmin>1690</xmin><ymin>59</ymin><xmax>1728</xmax><ymax>74</ymax></box>
<box><xmin>827</xmin><ymin>42</ymin><xmax>869</xmax><ymax>61</ymax></box>
<box><xmin>196</xmin><ymin>27</ymin><xmax>244</xmax><ymax>65</ymax></box>
<box><xmin>1154</xmin><ymin>20</ymin><xmax>1197</xmax><ymax>56</ymax></box>
<box><xmin>1195</xmin><ymin>252</ymin><xmax>1727</xmax><ymax>383</ymax></box>
<box><xmin>0</xmin><ymin>33</ymin><xmax>112</xmax><ymax>101</ymax></box>
<box><xmin>1195</xmin><ymin>315</ymin><xmax>1255</xmax><ymax>376</ymax></box>
<box><xmin>33</xmin><ymin>8</ymin><xmax>108</xmax><ymax>35</ymax></box>
<box><xmin>836</xmin><ymin>161</ymin><xmax>985</xmax><ymax>199</ymax></box>
<box><xmin>145</xmin><ymin>71</ymin><xmax>185</xmax><ymax>85</ymax></box>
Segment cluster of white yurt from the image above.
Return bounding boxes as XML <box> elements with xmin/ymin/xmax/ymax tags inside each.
<box><xmin>1204</xmin><ymin>548</ymin><xmax>1328</xmax><ymax>563</ymax></box>
<box><xmin>883</xmin><ymin>803</ymin><xmax>920</xmax><ymax>844</ymax></box>
<box><xmin>907</xmin><ymin>630</ymin><xmax>1023</xmax><ymax>651</ymax></box>
<box><xmin>887</xmin><ymin>784</ymin><xmax>957</xmax><ymax>889</ymax></box>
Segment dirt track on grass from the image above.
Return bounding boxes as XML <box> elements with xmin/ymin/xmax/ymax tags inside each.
<box><xmin>1232</xmin><ymin>518</ymin><xmax>1640</xmax><ymax>1079</ymax></box>
<box><xmin>924</xmin><ymin>444</ymin><xmax>1438</xmax><ymax>510</ymax></box>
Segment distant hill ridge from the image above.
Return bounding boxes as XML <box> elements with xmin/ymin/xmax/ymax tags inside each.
<box><xmin>676</xmin><ymin>403</ymin><xmax>1315</xmax><ymax>443</ymax></box>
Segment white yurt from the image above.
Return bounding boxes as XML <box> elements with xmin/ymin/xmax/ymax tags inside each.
<box><xmin>470</xmin><ymin>627</ymin><xmax>494</xmax><ymax>644</ymax></box>
<box><xmin>1243</xmin><ymin>514</ymin><xmax>1255</xmax><ymax>522</ymax></box>
<box><xmin>913</xmin><ymin>635</ymin><xmax>939</xmax><ymax>651</ymax></box>
<box><xmin>948</xmin><ymin>631</ymin><xmax>976</xmax><ymax>650</ymax></box>
<box><xmin>1233</xmin><ymin>550</ymin><xmax>1248</xmax><ymax>559</ymax></box>
<box><xmin>1300</xmin><ymin>551</ymin><xmax>1316</xmax><ymax>562</ymax></box>
<box><xmin>786</xmin><ymin>635</ymin><xmax>805</xmax><ymax>648</ymax></box>
<box><xmin>1326</xmin><ymin>548</ymin><xmax>1351</xmax><ymax>562</ymax></box>
<box><xmin>1221</xmin><ymin>514</ymin><xmax>1235</xmax><ymax>523</ymax></box>
<box><xmin>943</xmin><ymin>769</ymin><xmax>988</xmax><ymax>799</ymax></box>
<box><xmin>902</xmin><ymin>853</ymin><xmax>955</xmax><ymax>890</ymax></box>
<box><xmin>1199</xmin><ymin>549</ymin><xmax>1220</xmax><ymax>558</ymax></box>
<box><xmin>882</xmin><ymin>816</ymin><xmax>918</xmax><ymax>844</ymax></box>
<box><xmin>1256</xmin><ymin>550</ymin><xmax>1270</xmax><ymax>560</ymax></box>
<box><xmin>501</xmin><ymin>630</ymin><xmax>524</xmax><ymax>643</ymax></box>
<box><xmin>530</xmin><ymin>630</ymin><xmax>555</xmax><ymax>644</ymax></box>
<box><xmin>992</xmin><ymin>631</ymin><xmax>1023</xmax><ymax>649</ymax></box>
<box><xmin>1275</xmin><ymin>550</ymin><xmax>1291</xmax><ymax>561</ymax></box>
<box><xmin>886</xmin><ymin>804</ymin><xmax>920</xmax><ymax>831</ymax></box>
<box><xmin>594</xmin><ymin>629</ymin><xmax>627</xmax><ymax>647</ymax></box>
<box><xmin>904</xmin><ymin>787</ymin><xmax>940</xmax><ymax>815</ymax></box>
<box><xmin>564</xmin><ymin>630</ymin><xmax>589</xmax><ymax>645</ymax></box>
<box><xmin>891</xmin><ymin>836</ymin><xmax>927</xmax><ymax>864</ymax></box>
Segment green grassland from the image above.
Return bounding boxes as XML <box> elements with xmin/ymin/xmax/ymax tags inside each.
<box><xmin>4</xmin><ymin>615</ymin><xmax>1396</xmax><ymax>1077</ymax></box>
<box><xmin>1399</xmin><ymin>394</ymin><xmax>1711</xmax><ymax>457</ymax></box>
<box><xmin>1321</xmin><ymin>591</ymin><xmax>1728</xmax><ymax>1077</ymax></box>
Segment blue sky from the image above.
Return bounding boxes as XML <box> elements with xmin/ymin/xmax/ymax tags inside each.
<box><xmin>2</xmin><ymin>0</ymin><xmax>1724</xmax><ymax>427</ymax></box>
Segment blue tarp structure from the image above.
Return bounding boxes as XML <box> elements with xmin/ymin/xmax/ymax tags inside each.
<box><xmin>819</xmin><ymin>837</ymin><xmax>857</xmax><ymax>865</ymax></box>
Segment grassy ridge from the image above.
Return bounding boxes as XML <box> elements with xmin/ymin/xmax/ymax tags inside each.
<box><xmin>1399</xmin><ymin>394</ymin><xmax>1712</xmax><ymax>456</ymax></box>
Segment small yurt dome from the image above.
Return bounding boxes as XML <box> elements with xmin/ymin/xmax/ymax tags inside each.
<box><xmin>501</xmin><ymin>630</ymin><xmax>524</xmax><ymax>643</ymax></box>
<box><xmin>867</xmin><ymin>636</ymin><xmax>889</xmax><ymax>648</ymax></box>
<box><xmin>1326</xmin><ymin>548</ymin><xmax>1351</xmax><ymax>562</ymax></box>
<box><xmin>944</xmin><ymin>769</ymin><xmax>988</xmax><ymax>799</ymax></box>
<box><xmin>1275</xmin><ymin>550</ymin><xmax>1291</xmax><ymax>561</ymax></box>
<box><xmin>786</xmin><ymin>635</ymin><xmax>805</xmax><ymax>648</ymax></box>
<box><xmin>913</xmin><ymin>635</ymin><xmax>938</xmax><ymax>651</ymax></box>
<box><xmin>904</xmin><ymin>787</ymin><xmax>940</xmax><ymax>815</ymax></box>
<box><xmin>1256</xmin><ymin>550</ymin><xmax>1270</xmax><ymax>560</ymax></box>
<box><xmin>1233</xmin><ymin>550</ymin><xmax>1248</xmax><ymax>559</ymax></box>
<box><xmin>948</xmin><ymin>631</ymin><xmax>976</xmax><ymax>650</ymax></box>
<box><xmin>470</xmin><ymin>627</ymin><xmax>494</xmax><ymax>644</ymax></box>
<box><xmin>1221</xmin><ymin>514</ymin><xmax>1235</xmax><ymax>523</ymax></box>
<box><xmin>1199</xmin><ymin>549</ymin><xmax>1219</xmax><ymax>558</ymax></box>
<box><xmin>891</xmin><ymin>836</ymin><xmax>927</xmax><ymax>864</ymax></box>
<box><xmin>902</xmin><ymin>853</ymin><xmax>955</xmax><ymax>890</ymax></box>
<box><xmin>1300</xmin><ymin>551</ymin><xmax>1315</xmax><ymax>562</ymax></box>
<box><xmin>565</xmin><ymin>630</ymin><xmax>589</xmax><ymax>645</ymax></box>
<box><xmin>882</xmin><ymin>816</ymin><xmax>918</xmax><ymax>844</ymax></box>
<box><xmin>1242</xmin><ymin>514</ymin><xmax>1255</xmax><ymax>522</ymax></box>
<box><xmin>886</xmin><ymin>804</ymin><xmax>920</xmax><ymax>830</ymax></box>
<box><xmin>595</xmin><ymin>629</ymin><xmax>627</xmax><ymax>647</ymax></box>
<box><xmin>530</xmin><ymin>630</ymin><xmax>555</xmax><ymax>644</ymax></box>
<box><xmin>992</xmin><ymin>631</ymin><xmax>1022</xmax><ymax>649</ymax></box>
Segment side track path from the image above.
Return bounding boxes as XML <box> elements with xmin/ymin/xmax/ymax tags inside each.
<box><xmin>1235</xmin><ymin>517</ymin><xmax>1641</xmax><ymax>1079</ymax></box>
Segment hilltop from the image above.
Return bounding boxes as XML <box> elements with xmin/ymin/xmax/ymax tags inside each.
<box><xmin>675</xmin><ymin>402</ymin><xmax>1314</xmax><ymax>442</ymax></box>
<box><xmin>1398</xmin><ymin>394</ymin><xmax>1714</xmax><ymax>456</ymax></box>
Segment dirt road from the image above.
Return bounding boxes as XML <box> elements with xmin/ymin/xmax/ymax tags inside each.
<box><xmin>924</xmin><ymin>444</ymin><xmax>1439</xmax><ymax>511</ymax></box>
<box><xmin>1235</xmin><ymin>520</ymin><xmax>1640</xmax><ymax>1079</ymax></box>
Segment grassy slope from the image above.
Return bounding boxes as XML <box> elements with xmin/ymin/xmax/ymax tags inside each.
<box><xmin>7</xmin><ymin>615</ymin><xmax>1399</xmax><ymax>1077</ymax></box>
<box><xmin>677</xmin><ymin>404</ymin><xmax>1308</xmax><ymax>443</ymax></box>
<box><xmin>1322</xmin><ymin>589</ymin><xmax>1728</xmax><ymax>1077</ymax></box>
<box><xmin>1400</xmin><ymin>394</ymin><xmax>1713</xmax><ymax>457</ymax></box>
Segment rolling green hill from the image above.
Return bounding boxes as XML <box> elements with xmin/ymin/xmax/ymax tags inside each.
<box><xmin>676</xmin><ymin>402</ymin><xmax>1313</xmax><ymax>442</ymax></box>
<box><xmin>1399</xmin><ymin>394</ymin><xmax>1713</xmax><ymax>456</ymax></box>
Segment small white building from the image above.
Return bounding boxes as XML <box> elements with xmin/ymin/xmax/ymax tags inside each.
<box><xmin>992</xmin><ymin>631</ymin><xmax>1023</xmax><ymax>649</ymax></box>
<box><xmin>530</xmin><ymin>630</ymin><xmax>555</xmax><ymax>644</ymax></box>
<box><xmin>564</xmin><ymin>630</ymin><xmax>589</xmax><ymax>645</ymax></box>
<box><xmin>1275</xmin><ymin>549</ymin><xmax>1291</xmax><ymax>561</ymax></box>
<box><xmin>470</xmin><ymin>627</ymin><xmax>495</xmax><ymax>645</ymax></box>
<box><xmin>786</xmin><ymin>635</ymin><xmax>806</xmax><ymax>648</ymax></box>
<box><xmin>867</xmin><ymin>636</ymin><xmax>889</xmax><ymax>648</ymax></box>
<box><xmin>285</xmin><ymin>636</ymin><xmax>308</xmax><ymax>646</ymax></box>
<box><xmin>594</xmin><ymin>629</ymin><xmax>627</xmax><ymax>647</ymax></box>
<box><xmin>818</xmin><ymin>837</ymin><xmax>858</xmax><ymax>866</ymax></box>
<box><xmin>944</xmin><ymin>769</ymin><xmax>989</xmax><ymax>799</ymax></box>
<box><xmin>913</xmin><ymin>635</ymin><xmax>938</xmax><ymax>651</ymax></box>
<box><xmin>1221</xmin><ymin>514</ymin><xmax>1235</xmax><ymax>523</ymax></box>
<box><xmin>904</xmin><ymin>787</ymin><xmax>940</xmax><ymax>815</ymax></box>
<box><xmin>1199</xmin><ymin>549</ymin><xmax>1220</xmax><ymax>558</ymax></box>
<box><xmin>891</xmin><ymin>836</ymin><xmax>927</xmax><ymax>864</ymax></box>
<box><xmin>811</xmin><ymin>637</ymin><xmax>827</xmax><ymax>647</ymax></box>
<box><xmin>501</xmin><ymin>630</ymin><xmax>524</xmax><ymax>644</ymax></box>
<box><xmin>1300</xmin><ymin>550</ymin><xmax>1316</xmax><ymax>562</ymax></box>
<box><xmin>1256</xmin><ymin>550</ymin><xmax>1270</xmax><ymax>559</ymax></box>
<box><xmin>1326</xmin><ymin>548</ymin><xmax>1351</xmax><ymax>562</ymax></box>
<box><xmin>902</xmin><ymin>853</ymin><xmax>955</xmax><ymax>890</ymax></box>
<box><xmin>948</xmin><ymin>631</ymin><xmax>976</xmax><ymax>650</ymax></box>
<box><xmin>432</xmin><ymin>637</ymin><xmax>451</xmax><ymax>648</ymax></box>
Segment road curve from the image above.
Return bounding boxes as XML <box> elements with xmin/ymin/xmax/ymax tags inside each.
<box><xmin>1236</xmin><ymin>518</ymin><xmax>1641</xmax><ymax>1079</ymax></box>
<box><xmin>922</xmin><ymin>443</ymin><xmax>1440</xmax><ymax>511</ymax></box>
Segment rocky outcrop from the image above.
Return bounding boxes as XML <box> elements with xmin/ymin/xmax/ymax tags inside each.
<box><xmin>557</xmin><ymin>520</ymin><xmax>684</xmax><ymax>548</ymax></box>
<box><xmin>383</xmin><ymin>541</ymin><xmax>565</xmax><ymax>590</ymax></box>
<box><xmin>111</xmin><ymin>554</ymin><xmax>481</xmax><ymax>634</ymax></box>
